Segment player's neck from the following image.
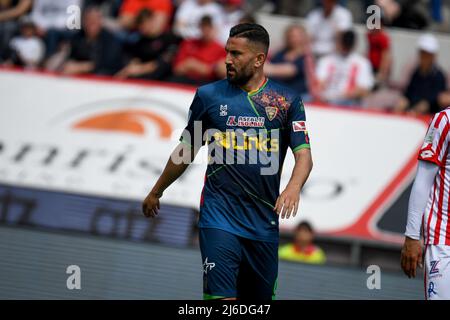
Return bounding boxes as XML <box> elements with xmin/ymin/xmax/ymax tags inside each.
<box><xmin>240</xmin><ymin>73</ymin><xmax>267</xmax><ymax>94</ymax></box>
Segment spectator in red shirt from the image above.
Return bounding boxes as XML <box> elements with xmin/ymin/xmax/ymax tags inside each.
<box><xmin>366</xmin><ymin>18</ymin><xmax>391</xmax><ymax>88</ymax></box>
<box><xmin>118</xmin><ymin>0</ymin><xmax>172</xmax><ymax>33</ymax></box>
<box><xmin>171</xmin><ymin>15</ymin><xmax>226</xmax><ymax>86</ymax></box>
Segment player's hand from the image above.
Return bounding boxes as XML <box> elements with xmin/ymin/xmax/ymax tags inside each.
<box><xmin>142</xmin><ymin>190</ymin><xmax>162</xmax><ymax>218</ymax></box>
<box><xmin>274</xmin><ymin>185</ymin><xmax>300</xmax><ymax>219</ymax></box>
<box><xmin>400</xmin><ymin>236</ymin><xmax>423</xmax><ymax>278</ymax></box>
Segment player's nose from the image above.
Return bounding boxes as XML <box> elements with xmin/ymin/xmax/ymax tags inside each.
<box><xmin>225</xmin><ymin>53</ymin><xmax>233</xmax><ymax>66</ymax></box>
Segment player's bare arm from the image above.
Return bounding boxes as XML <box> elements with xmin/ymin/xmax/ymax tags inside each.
<box><xmin>142</xmin><ymin>143</ymin><xmax>198</xmax><ymax>218</ymax></box>
<box><xmin>274</xmin><ymin>148</ymin><xmax>313</xmax><ymax>219</ymax></box>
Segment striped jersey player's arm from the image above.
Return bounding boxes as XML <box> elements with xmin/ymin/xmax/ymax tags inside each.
<box><xmin>418</xmin><ymin>111</ymin><xmax>449</xmax><ymax>166</ymax></box>
<box><xmin>405</xmin><ymin>160</ymin><xmax>439</xmax><ymax>240</ymax></box>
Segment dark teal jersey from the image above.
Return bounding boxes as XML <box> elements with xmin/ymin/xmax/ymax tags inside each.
<box><xmin>180</xmin><ymin>78</ymin><xmax>310</xmax><ymax>242</ymax></box>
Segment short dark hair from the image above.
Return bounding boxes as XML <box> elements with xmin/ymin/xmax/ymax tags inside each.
<box><xmin>229</xmin><ymin>23</ymin><xmax>270</xmax><ymax>54</ymax></box>
<box><xmin>296</xmin><ymin>221</ymin><xmax>314</xmax><ymax>233</ymax></box>
<box><xmin>200</xmin><ymin>15</ymin><xmax>213</xmax><ymax>27</ymax></box>
<box><xmin>136</xmin><ymin>8</ymin><xmax>154</xmax><ymax>26</ymax></box>
<box><xmin>340</xmin><ymin>30</ymin><xmax>356</xmax><ymax>51</ymax></box>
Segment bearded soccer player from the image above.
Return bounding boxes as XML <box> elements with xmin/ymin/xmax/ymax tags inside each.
<box><xmin>142</xmin><ymin>23</ymin><xmax>313</xmax><ymax>300</ymax></box>
<box><xmin>401</xmin><ymin>107</ymin><xmax>450</xmax><ymax>300</ymax></box>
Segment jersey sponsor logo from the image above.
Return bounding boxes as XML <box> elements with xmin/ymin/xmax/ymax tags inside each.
<box><xmin>219</xmin><ymin>105</ymin><xmax>228</xmax><ymax>116</ymax></box>
<box><xmin>226</xmin><ymin>116</ymin><xmax>237</xmax><ymax>126</ymax></box>
<box><xmin>238</xmin><ymin>116</ymin><xmax>265</xmax><ymax>127</ymax></box>
<box><xmin>226</xmin><ymin>116</ymin><xmax>265</xmax><ymax>128</ymax></box>
<box><xmin>292</xmin><ymin>120</ymin><xmax>307</xmax><ymax>132</ymax></box>
<box><xmin>265</xmin><ymin>106</ymin><xmax>278</xmax><ymax>121</ymax></box>
<box><xmin>203</xmin><ymin>257</ymin><xmax>215</xmax><ymax>274</ymax></box>
<box><xmin>209</xmin><ymin>131</ymin><xmax>279</xmax><ymax>152</ymax></box>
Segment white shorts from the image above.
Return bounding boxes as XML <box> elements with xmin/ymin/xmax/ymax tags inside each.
<box><xmin>424</xmin><ymin>245</ymin><xmax>450</xmax><ymax>300</ymax></box>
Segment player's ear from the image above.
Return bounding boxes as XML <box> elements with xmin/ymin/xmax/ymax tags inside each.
<box><xmin>255</xmin><ymin>52</ymin><xmax>266</xmax><ymax>68</ymax></box>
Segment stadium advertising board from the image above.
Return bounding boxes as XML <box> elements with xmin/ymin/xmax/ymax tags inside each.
<box><xmin>0</xmin><ymin>69</ymin><xmax>428</xmax><ymax>243</ymax></box>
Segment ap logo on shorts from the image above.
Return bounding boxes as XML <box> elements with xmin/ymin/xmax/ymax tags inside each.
<box><xmin>203</xmin><ymin>257</ymin><xmax>215</xmax><ymax>274</ymax></box>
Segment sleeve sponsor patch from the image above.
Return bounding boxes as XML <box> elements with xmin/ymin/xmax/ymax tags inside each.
<box><xmin>292</xmin><ymin>121</ymin><xmax>307</xmax><ymax>132</ymax></box>
<box><xmin>420</xmin><ymin>149</ymin><xmax>434</xmax><ymax>159</ymax></box>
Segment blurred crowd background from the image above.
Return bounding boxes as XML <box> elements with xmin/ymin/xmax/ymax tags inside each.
<box><xmin>0</xmin><ymin>0</ymin><xmax>450</xmax><ymax>115</ymax></box>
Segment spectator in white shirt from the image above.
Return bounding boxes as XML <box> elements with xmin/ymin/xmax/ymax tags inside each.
<box><xmin>0</xmin><ymin>0</ymin><xmax>32</xmax><ymax>61</ymax></box>
<box><xmin>30</xmin><ymin>0</ymin><xmax>83</xmax><ymax>57</ymax></box>
<box><xmin>219</xmin><ymin>0</ymin><xmax>244</xmax><ymax>45</ymax></box>
<box><xmin>306</xmin><ymin>0</ymin><xmax>352</xmax><ymax>57</ymax></box>
<box><xmin>6</xmin><ymin>16</ymin><xmax>45</xmax><ymax>68</ymax></box>
<box><xmin>316</xmin><ymin>30</ymin><xmax>374</xmax><ymax>106</ymax></box>
<box><xmin>173</xmin><ymin>0</ymin><xmax>224</xmax><ymax>40</ymax></box>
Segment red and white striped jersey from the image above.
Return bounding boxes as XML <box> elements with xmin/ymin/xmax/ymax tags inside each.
<box><xmin>419</xmin><ymin>108</ymin><xmax>450</xmax><ymax>245</ymax></box>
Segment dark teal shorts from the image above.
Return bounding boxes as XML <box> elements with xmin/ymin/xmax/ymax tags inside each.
<box><xmin>199</xmin><ymin>227</ymin><xmax>278</xmax><ymax>300</ymax></box>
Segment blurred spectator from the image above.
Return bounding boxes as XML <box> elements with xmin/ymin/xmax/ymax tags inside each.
<box><xmin>170</xmin><ymin>15</ymin><xmax>226</xmax><ymax>86</ymax></box>
<box><xmin>238</xmin><ymin>13</ymin><xmax>256</xmax><ymax>24</ymax></box>
<box><xmin>305</xmin><ymin>0</ymin><xmax>352</xmax><ymax>57</ymax></box>
<box><xmin>85</xmin><ymin>0</ymin><xmax>122</xmax><ymax>18</ymax></box>
<box><xmin>264</xmin><ymin>24</ymin><xmax>317</xmax><ymax>101</ymax></box>
<box><xmin>430</xmin><ymin>0</ymin><xmax>443</xmax><ymax>24</ymax></box>
<box><xmin>118</xmin><ymin>0</ymin><xmax>172</xmax><ymax>33</ymax></box>
<box><xmin>115</xmin><ymin>9</ymin><xmax>180</xmax><ymax>80</ymax></box>
<box><xmin>316</xmin><ymin>30</ymin><xmax>374</xmax><ymax>106</ymax></box>
<box><xmin>0</xmin><ymin>0</ymin><xmax>32</xmax><ymax>60</ymax></box>
<box><xmin>173</xmin><ymin>0</ymin><xmax>224</xmax><ymax>40</ymax></box>
<box><xmin>366</xmin><ymin>17</ymin><xmax>391</xmax><ymax>88</ymax></box>
<box><xmin>219</xmin><ymin>0</ymin><xmax>244</xmax><ymax>45</ymax></box>
<box><xmin>377</xmin><ymin>0</ymin><xmax>428</xmax><ymax>30</ymax></box>
<box><xmin>4</xmin><ymin>16</ymin><xmax>44</xmax><ymax>68</ymax></box>
<box><xmin>394</xmin><ymin>34</ymin><xmax>447</xmax><ymax>115</ymax></box>
<box><xmin>438</xmin><ymin>91</ymin><xmax>450</xmax><ymax>108</ymax></box>
<box><xmin>30</xmin><ymin>0</ymin><xmax>83</xmax><ymax>58</ymax></box>
<box><xmin>279</xmin><ymin>221</ymin><xmax>326</xmax><ymax>264</ymax></box>
<box><xmin>375</xmin><ymin>0</ymin><xmax>401</xmax><ymax>24</ymax></box>
<box><xmin>61</xmin><ymin>6</ymin><xmax>123</xmax><ymax>76</ymax></box>
<box><xmin>392</xmin><ymin>0</ymin><xmax>428</xmax><ymax>30</ymax></box>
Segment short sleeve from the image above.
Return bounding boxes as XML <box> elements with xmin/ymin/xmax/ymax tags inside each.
<box><xmin>179</xmin><ymin>90</ymin><xmax>208</xmax><ymax>148</ymax></box>
<box><xmin>288</xmin><ymin>97</ymin><xmax>310</xmax><ymax>153</ymax></box>
<box><xmin>418</xmin><ymin>112</ymin><xmax>449</xmax><ymax>166</ymax></box>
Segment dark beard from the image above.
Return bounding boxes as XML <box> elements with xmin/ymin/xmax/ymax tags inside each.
<box><xmin>227</xmin><ymin>70</ymin><xmax>253</xmax><ymax>87</ymax></box>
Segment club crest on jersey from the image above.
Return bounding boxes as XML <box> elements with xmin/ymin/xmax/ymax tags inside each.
<box><xmin>265</xmin><ymin>106</ymin><xmax>278</xmax><ymax>121</ymax></box>
<box><xmin>292</xmin><ymin>120</ymin><xmax>307</xmax><ymax>132</ymax></box>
